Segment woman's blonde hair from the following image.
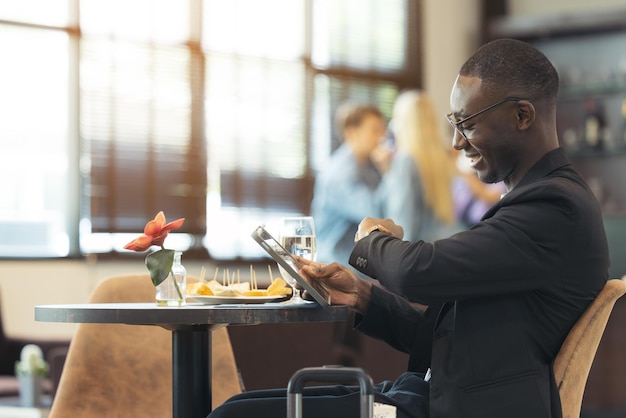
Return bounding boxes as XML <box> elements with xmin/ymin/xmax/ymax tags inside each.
<box><xmin>392</xmin><ymin>90</ymin><xmax>456</xmax><ymax>224</ymax></box>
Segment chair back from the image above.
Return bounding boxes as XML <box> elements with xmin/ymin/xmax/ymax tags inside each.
<box><xmin>49</xmin><ymin>274</ymin><xmax>242</xmax><ymax>418</ymax></box>
<box><xmin>553</xmin><ymin>277</ymin><xmax>626</xmax><ymax>418</ymax></box>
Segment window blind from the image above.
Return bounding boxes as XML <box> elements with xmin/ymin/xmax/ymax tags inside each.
<box><xmin>80</xmin><ymin>1</ymin><xmax>207</xmax><ymax>238</ymax></box>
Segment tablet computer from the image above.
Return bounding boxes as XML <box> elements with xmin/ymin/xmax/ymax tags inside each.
<box><xmin>251</xmin><ymin>225</ymin><xmax>330</xmax><ymax>307</ymax></box>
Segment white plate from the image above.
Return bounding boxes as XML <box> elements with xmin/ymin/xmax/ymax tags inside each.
<box><xmin>186</xmin><ymin>295</ymin><xmax>288</xmax><ymax>305</ymax></box>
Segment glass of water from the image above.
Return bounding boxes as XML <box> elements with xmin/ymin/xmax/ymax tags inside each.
<box><xmin>278</xmin><ymin>216</ymin><xmax>316</xmax><ymax>304</ymax></box>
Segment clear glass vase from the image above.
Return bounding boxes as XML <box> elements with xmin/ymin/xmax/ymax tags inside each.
<box><xmin>156</xmin><ymin>251</ymin><xmax>187</xmax><ymax>307</ymax></box>
<box><xmin>18</xmin><ymin>375</ymin><xmax>43</xmax><ymax>407</ymax></box>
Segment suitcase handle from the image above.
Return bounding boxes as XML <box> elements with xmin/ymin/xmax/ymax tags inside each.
<box><xmin>287</xmin><ymin>366</ymin><xmax>374</xmax><ymax>418</ymax></box>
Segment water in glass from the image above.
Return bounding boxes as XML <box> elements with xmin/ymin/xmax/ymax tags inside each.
<box><xmin>278</xmin><ymin>217</ymin><xmax>316</xmax><ymax>304</ymax></box>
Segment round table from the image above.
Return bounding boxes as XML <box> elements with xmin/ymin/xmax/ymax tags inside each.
<box><xmin>35</xmin><ymin>302</ymin><xmax>350</xmax><ymax>418</ymax></box>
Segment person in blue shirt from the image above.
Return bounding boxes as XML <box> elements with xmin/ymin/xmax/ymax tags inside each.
<box><xmin>311</xmin><ymin>101</ymin><xmax>388</xmax><ymax>267</ymax></box>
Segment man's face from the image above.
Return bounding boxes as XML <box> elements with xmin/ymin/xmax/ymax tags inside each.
<box><xmin>449</xmin><ymin>75</ymin><xmax>519</xmax><ymax>185</ymax></box>
<box><xmin>346</xmin><ymin>113</ymin><xmax>386</xmax><ymax>154</ymax></box>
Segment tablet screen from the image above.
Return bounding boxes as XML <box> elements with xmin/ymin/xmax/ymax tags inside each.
<box><xmin>251</xmin><ymin>225</ymin><xmax>329</xmax><ymax>307</ymax></box>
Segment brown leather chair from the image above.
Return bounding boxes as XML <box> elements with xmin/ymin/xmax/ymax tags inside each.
<box><xmin>553</xmin><ymin>277</ymin><xmax>626</xmax><ymax>418</ymax></box>
<box><xmin>49</xmin><ymin>274</ymin><xmax>242</xmax><ymax>418</ymax></box>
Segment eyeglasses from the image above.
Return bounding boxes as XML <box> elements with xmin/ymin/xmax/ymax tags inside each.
<box><xmin>446</xmin><ymin>97</ymin><xmax>531</xmax><ymax>140</ymax></box>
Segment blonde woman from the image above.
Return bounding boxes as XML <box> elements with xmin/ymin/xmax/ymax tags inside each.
<box><xmin>380</xmin><ymin>90</ymin><xmax>460</xmax><ymax>242</ymax></box>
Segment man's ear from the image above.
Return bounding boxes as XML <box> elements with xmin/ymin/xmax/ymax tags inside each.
<box><xmin>516</xmin><ymin>100</ymin><xmax>535</xmax><ymax>131</ymax></box>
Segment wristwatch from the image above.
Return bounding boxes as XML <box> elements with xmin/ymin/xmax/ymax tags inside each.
<box><xmin>364</xmin><ymin>224</ymin><xmax>392</xmax><ymax>237</ymax></box>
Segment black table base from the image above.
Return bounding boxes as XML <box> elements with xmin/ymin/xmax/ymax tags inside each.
<box><xmin>172</xmin><ymin>326</ymin><xmax>212</xmax><ymax>418</ymax></box>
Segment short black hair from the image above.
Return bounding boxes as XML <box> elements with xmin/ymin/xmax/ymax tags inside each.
<box><xmin>460</xmin><ymin>38</ymin><xmax>559</xmax><ymax>101</ymax></box>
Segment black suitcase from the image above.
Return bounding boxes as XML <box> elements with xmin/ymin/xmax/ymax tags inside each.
<box><xmin>286</xmin><ymin>366</ymin><xmax>374</xmax><ymax>418</ymax></box>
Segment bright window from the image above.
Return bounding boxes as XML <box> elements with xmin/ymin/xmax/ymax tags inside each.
<box><xmin>0</xmin><ymin>24</ymin><xmax>72</xmax><ymax>257</ymax></box>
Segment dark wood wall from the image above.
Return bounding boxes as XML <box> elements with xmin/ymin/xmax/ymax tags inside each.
<box><xmin>583</xmin><ymin>295</ymin><xmax>626</xmax><ymax>412</ymax></box>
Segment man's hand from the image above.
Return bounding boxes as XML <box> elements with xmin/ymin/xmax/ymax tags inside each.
<box><xmin>296</xmin><ymin>257</ymin><xmax>372</xmax><ymax>314</ymax></box>
<box><xmin>370</xmin><ymin>144</ymin><xmax>393</xmax><ymax>175</ymax></box>
<box><xmin>355</xmin><ymin>217</ymin><xmax>404</xmax><ymax>242</ymax></box>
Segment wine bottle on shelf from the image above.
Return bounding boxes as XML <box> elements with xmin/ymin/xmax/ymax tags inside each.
<box><xmin>621</xmin><ymin>98</ymin><xmax>626</xmax><ymax>149</ymax></box>
<box><xmin>583</xmin><ymin>98</ymin><xmax>605</xmax><ymax>151</ymax></box>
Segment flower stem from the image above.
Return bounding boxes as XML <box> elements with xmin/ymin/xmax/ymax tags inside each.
<box><xmin>170</xmin><ymin>270</ymin><xmax>184</xmax><ymax>301</ymax></box>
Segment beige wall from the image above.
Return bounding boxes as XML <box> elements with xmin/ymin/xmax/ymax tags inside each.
<box><xmin>422</xmin><ymin>0</ymin><xmax>481</xmax><ymax>141</ymax></box>
<box><xmin>0</xmin><ymin>259</ymin><xmax>150</xmax><ymax>339</ymax></box>
<box><xmin>0</xmin><ymin>258</ymin><xmax>246</xmax><ymax>339</ymax></box>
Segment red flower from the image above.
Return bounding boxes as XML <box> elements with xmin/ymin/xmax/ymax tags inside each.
<box><xmin>124</xmin><ymin>211</ymin><xmax>185</xmax><ymax>252</ymax></box>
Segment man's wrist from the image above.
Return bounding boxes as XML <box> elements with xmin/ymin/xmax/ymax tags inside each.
<box><xmin>355</xmin><ymin>222</ymin><xmax>396</xmax><ymax>242</ymax></box>
<box><xmin>354</xmin><ymin>280</ymin><xmax>373</xmax><ymax>314</ymax></box>
<box><xmin>365</xmin><ymin>224</ymin><xmax>392</xmax><ymax>237</ymax></box>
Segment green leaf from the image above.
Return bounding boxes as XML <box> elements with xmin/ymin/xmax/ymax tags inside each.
<box><xmin>145</xmin><ymin>249</ymin><xmax>175</xmax><ymax>286</ymax></box>
<box><xmin>15</xmin><ymin>360</ymin><xmax>49</xmax><ymax>377</ymax></box>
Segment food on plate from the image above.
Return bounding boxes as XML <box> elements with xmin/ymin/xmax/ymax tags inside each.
<box><xmin>187</xmin><ymin>277</ymin><xmax>291</xmax><ymax>298</ymax></box>
<box><xmin>242</xmin><ymin>290</ymin><xmax>269</xmax><ymax>297</ymax></box>
<box><xmin>240</xmin><ymin>279</ymin><xmax>292</xmax><ymax>297</ymax></box>
<box><xmin>187</xmin><ymin>264</ymin><xmax>291</xmax><ymax>299</ymax></box>
<box><xmin>205</xmin><ymin>280</ymin><xmax>250</xmax><ymax>296</ymax></box>
<box><xmin>267</xmin><ymin>278</ymin><xmax>292</xmax><ymax>296</ymax></box>
<box><xmin>187</xmin><ymin>282</ymin><xmax>214</xmax><ymax>296</ymax></box>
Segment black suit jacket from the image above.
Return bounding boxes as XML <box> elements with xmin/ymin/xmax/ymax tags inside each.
<box><xmin>351</xmin><ymin>148</ymin><xmax>609</xmax><ymax>418</ymax></box>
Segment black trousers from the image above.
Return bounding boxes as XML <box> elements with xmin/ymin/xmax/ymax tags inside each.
<box><xmin>207</xmin><ymin>372</ymin><xmax>429</xmax><ymax>418</ymax></box>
